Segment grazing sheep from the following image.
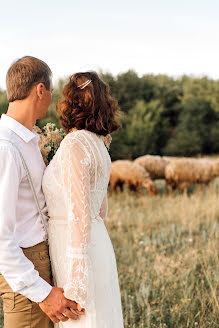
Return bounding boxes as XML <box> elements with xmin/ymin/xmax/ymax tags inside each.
<box><xmin>165</xmin><ymin>158</ymin><xmax>219</xmax><ymax>193</ymax></box>
<box><xmin>134</xmin><ymin>155</ymin><xmax>170</xmax><ymax>180</ymax></box>
<box><xmin>110</xmin><ymin>160</ymin><xmax>157</xmax><ymax>196</ymax></box>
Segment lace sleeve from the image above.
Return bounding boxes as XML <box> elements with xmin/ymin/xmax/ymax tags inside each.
<box><xmin>60</xmin><ymin>137</ymin><xmax>94</xmax><ymax>311</ymax></box>
<box><xmin>99</xmin><ymin>192</ymin><xmax>108</xmax><ymax>220</ymax></box>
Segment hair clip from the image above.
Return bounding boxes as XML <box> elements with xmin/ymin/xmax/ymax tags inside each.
<box><xmin>77</xmin><ymin>79</ymin><xmax>92</xmax><ymax>89</ymax></box>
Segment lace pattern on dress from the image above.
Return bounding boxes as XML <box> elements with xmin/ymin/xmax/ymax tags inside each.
<box><xmin>59</xmin><ymin>136</ymin><xmax>95</xmax><ymax>311</ymax></box>
<box><xmin>43</xmin><ymin>129</ymin><xmax>124</xmax><ymax>327</ymax></box>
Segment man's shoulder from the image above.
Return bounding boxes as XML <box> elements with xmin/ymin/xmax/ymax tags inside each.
<box><xmin>0</xmin><ymin>125</ymin><xmax>20</xmax><ymax>155</ymax></box>
<box><xmin>0</xmin><ymin>122</ymin><xmax>21</xmax><ymax>144</ymax></box>
<box><xmin>0</xmin><ymin>123</ymin><xmax>14</xmax><ymax>139</ymax></box>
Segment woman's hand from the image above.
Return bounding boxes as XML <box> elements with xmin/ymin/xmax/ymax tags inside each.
<box><xmin>76</xmin><ymin>303</ymin><xmax>85</xmax><ymax>315</ymax></box>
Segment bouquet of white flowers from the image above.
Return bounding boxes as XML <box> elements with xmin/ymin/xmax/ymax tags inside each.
<box><xmin>33</xmin><ymin>123</ymin><xmax>66</xmax><ymax>165</ymax></box>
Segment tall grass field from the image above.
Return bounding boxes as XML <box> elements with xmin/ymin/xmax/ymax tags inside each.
<box><xmin>0</xmin><ymin>181</ymin><xmax>218</xmax><ymax>327</ymax></box>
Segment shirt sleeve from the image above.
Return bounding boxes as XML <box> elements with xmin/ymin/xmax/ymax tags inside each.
<box><xmin>0</xmin><ymin>145</ymin><xmax>52</xmax><ymax>303</ymax></box>
<box><xmin>59</xmin><ymin>137</ymin><xmax>95</xmax><ymax>312</ymax></box>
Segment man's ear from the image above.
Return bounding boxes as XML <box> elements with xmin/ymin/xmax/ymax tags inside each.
<box><xmin>36</xmin><ymin>83</ymin><xmax>45</xmax><ymax>99</ymax></box>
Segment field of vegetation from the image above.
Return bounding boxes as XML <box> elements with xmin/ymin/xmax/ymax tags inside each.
<box><xmin>0</xmin><ymin>181</ymin><xmax>218</xmax><ymax>328</ymax></box>
<box><xmin>107</xmin><ymin>182</ymin><xmax>219</xmax><ymax>328</ymax></box>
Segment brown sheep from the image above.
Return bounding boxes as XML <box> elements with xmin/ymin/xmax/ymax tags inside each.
<box><xmin>165</xmin><ymin>158</ymin><xmax>219</xmax><ymax>193</ymax></box>
<box><xmin>110</xmin><ymin>160</ymin><xmax>157</xmax><ymax>196</ymax></box>
<box><xmin>134</xmin><ymin>155</ymin><xmax>170</xmax><ymax>180</ymax></box>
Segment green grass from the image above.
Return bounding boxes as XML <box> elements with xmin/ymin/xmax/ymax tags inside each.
<box><xmin>0</xmin><ymin>182</ymin><xmax>219</xmax><ymax>327</ymax></box>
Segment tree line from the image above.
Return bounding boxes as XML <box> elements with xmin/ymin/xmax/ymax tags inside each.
<box><xmin>1</xmin><ymin>71</ymin><xmax>219</xmax><ymax>160</ymax></box>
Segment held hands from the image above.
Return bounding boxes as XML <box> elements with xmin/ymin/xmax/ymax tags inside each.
<box><xmin>38</xmin><ymin>287</ymin><xmax>85</xmax><ymax>323</ymax></box>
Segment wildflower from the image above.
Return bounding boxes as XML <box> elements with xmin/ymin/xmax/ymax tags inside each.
<box><xmin>33</xmin><ymin>123</ymin><xmax>66</xmax><ymax>165</ymax></box>
<box><xmin>101</xmin><ymin>134</ymin><xmax>112</xmax><ymax>150</ymax></box>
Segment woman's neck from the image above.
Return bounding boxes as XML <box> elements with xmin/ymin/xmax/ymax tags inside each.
<box><xmin>68</xmin><ymin>127</ymin><xmax>78</xmax><ymax>134</ymax></box>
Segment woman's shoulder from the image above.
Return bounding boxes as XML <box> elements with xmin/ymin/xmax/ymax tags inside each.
<box><xmin>59</xmin><ymin>130</ymin><xmax>94</xmax><ymax>154</ymax></box>
<box><xmin>61</xmin><ymin>130</ymin><xmax>83</xmax><ymax>144</ymax></box>
<box><xmin>62</xmin><ymin>129</ymin><xmax>99</xmax><ymax>145</ymax></box>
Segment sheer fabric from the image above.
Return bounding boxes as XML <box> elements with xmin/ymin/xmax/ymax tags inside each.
<box><xmin>60</xmin><ymin>139</ymin><xmax>92</xmax><ymax>310</ymax></box>
<box><xmin>42</xmin><ymin>129</ymin><xmax>124</xmax><ymax>327</ymax></box>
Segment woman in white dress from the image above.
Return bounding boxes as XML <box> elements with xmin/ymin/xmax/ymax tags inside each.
<box><xmin>42</xmin><ymin>72</ymin><xmax>124</xmax><ymax>328</ymax></box>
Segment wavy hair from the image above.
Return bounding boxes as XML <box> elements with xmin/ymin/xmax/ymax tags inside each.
<box><xmin>56</xmin><ymin>72</ymin><xmax>121</xmax><ymax>136</ymax></box>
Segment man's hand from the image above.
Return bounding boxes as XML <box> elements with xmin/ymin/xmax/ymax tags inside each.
<box><xmin>38</xmin><ymin>287</ymin><xmax>85</xmax><ymax>323</ymax></box>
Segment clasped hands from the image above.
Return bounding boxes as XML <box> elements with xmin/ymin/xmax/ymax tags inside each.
<box><xmin>39</xmin><ymin>287</ymin><xmax>85</xmax><ymax>323</ymax></box>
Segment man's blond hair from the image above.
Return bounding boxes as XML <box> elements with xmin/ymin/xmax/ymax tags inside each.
<box><xmin>6</xmin><ymin>56</ymin><xmax>52</xmax><ymax>102</ymax></box>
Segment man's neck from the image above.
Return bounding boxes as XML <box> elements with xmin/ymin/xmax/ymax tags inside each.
<box><xmin>7</xmin><ymin>102</ymin><xmax>36</xmax><ymax>131</ymax></box>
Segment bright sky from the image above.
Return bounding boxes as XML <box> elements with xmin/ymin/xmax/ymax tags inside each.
<box><xmin>0</xmin><ymin>0</ymin><xmax>218</xmax><ymax>89</ymax></box>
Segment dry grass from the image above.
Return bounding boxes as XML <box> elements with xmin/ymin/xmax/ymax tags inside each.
<box><xmin>106</xmin><ymin>181</ymin><xmax>219</xmax><ymax>327</ymax></box>
<box><xmin>0</xmin><ymin>181</ymin><xmax>219</xmax><ymax>327</ymax></box>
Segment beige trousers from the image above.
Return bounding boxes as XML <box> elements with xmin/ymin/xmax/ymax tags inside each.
<box><xmin>0</xmin><ymin>241</ymin><xmax>54</xmax><ymax>328</ymax></box>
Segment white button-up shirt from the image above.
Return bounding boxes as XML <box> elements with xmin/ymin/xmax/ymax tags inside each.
<box><xmin>0</xmin><ymin>114</ymin><xmax>52</xmax><ymax>302</ymax></box>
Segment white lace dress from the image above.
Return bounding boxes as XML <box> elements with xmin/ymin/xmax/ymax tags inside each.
<box><xmin>42</xmin><ymin>129</ymin><xmax>124</xmax><ymax>328</ymax></box>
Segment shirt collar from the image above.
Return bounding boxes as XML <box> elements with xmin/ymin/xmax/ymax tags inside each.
<box><xmin>0</xmin><ymin>114</ymin><xmax>39</xmax><ymax>143</ymax></box>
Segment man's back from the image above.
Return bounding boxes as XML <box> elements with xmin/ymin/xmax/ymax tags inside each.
<box><xmin>0</xmin><ymin>114</ymin><xmax>51</xmax><ymax>301</ymax></box>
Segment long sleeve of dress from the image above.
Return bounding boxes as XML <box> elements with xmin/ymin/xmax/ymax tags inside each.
<box><xmin>99</xmin><ymin>192</ymin><xmax>108</xmax><ymax>220</ymax></box>
<box><xmin>60</xmin><ymin>138</ymin><xmax>95</xmax><ymax>311</ymax></box>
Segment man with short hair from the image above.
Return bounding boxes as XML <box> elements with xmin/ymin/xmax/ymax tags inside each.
<box><xmin>0</xmin><ymin>56</ymin><xmax>84</xmax><ymax>328</ymax></box>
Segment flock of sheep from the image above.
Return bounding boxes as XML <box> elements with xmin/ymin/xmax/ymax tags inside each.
<box><xmin>109</xmin><ymin>155</ymin><xmax>219</xmax><ymax>195</ymax></box>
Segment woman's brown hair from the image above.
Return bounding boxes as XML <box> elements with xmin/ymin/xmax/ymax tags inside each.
<box><xmin>56</xmin><ymin>72</ymin><xmax>121</xmax><ymax>136</ymax></box>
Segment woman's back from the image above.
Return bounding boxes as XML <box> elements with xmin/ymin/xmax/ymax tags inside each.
<box><xmin>43</xmin><ymin>129</ymin><xmax>112</xmax><ymax>221</ymax></box>
<box><xmin>42</xmin><ymin>129</ymin><xmax>124</xmax><ymax>327</ymax></box>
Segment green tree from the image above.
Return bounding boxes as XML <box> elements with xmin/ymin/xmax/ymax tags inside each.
<box><xmin>0</xmin><ymin>89</ymin><xmax>8</xmax><ymax>116</ymax></box>
<box><xmin>163</xmin><ymin>100</ymin><xmax>217</xmax><ymax>156</ymax></box>
<box><xmin>112</xmin><ymin>70</ymin><xmax>141</xmax><ymax>112</ymax></box>
<box><xmin>123</xmin><ymin>100</ymin><xmax>169</xmax><ymax>158</ymax></box>
<box><xmin>180</xmin><ymin>76</ymin><xmax>219</xmax><ymax>112</ymax></box>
